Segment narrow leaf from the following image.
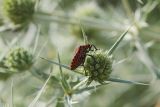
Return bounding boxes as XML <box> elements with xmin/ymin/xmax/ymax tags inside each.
<box><xmin>73</xmin><ymin>78</ymin><xmax>88</xmax><ymax>90</ymax></box>
<box><xmin>33</xmin><ymin>26</ymin><xmax>40</xmax><ymax>54</ymax></box>
<box><xmin>0</xmin><ymin>24</ymin><xmax>20</xmax><ymax>33</ymax></box>
<box><xmin>57</xmin><ymin>53</ymin><xmax>63</xmax><ymax>79</ymax></box>
<box><xmin>57</xmin><ymin>53</ymin><xmax>71</xmax><ymax>93</ymax></box>
<box><xmin>30</xmin><ymin>67</ymin><xmax>59</xmax><ymax>84</ymax></box>
<box><xmin>107</xmin><ymin>78</ymin><xmax>149</xmax><ymax>85</ymax></box>
<box><xmin>28</xmin><ymin>67</ymin><xmax>53</xmax><ymax>107</ymax></box>
<box><xmin>40</xmin><ymin>57</ymin><xmax>70</xmax><ymax>70</ymax></box>
<box><xmin>79</xmin><ymin>22</ymin><xmax>88</xmax><ymax>45</ymax></box>
<box><xmin>107</xmin><ymin>26</ymin><xmax>131</xmax><ymax>55</ymax></box>
<box><xmin>35</xmin><ymin>40</ymin><xmax>48</xmax><ymax>60</ymax></box>
<box><xmin>40</xmin><ymin>57</ymin><xmax>84</xmax><ymax>75</ymax></box>
<box><xmin>75</xmin><ymin>82</ymin><xmax>109</xmax><ymax>94</ymax></box>
<box><xmin>11</xmin><ymin>80</ymin><xmax>14</xmax><ymax>107</ymax></box>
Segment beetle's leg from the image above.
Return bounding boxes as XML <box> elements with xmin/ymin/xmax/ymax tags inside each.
<box><xmin>92</xmin><ymin>45</ymin><xmax>98</xmax><ymax>50</ymax></box>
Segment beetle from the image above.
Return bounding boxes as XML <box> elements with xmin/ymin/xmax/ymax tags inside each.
<box><xmin>70</xmin><ymin>44</ymin><xmax>97</xmax><ymax>70</ymax></box>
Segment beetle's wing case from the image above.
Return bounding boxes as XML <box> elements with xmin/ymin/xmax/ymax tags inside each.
<box><xmin>70</xmin><ymin>44</ymin><xmax>92</xmax><ymax>70</ymax></box>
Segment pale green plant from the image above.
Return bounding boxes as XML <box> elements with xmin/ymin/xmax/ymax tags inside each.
<box><xmin>0</xmin><ymin>0</ymin><xmax>160</xmax><ymax>107</ymax></box>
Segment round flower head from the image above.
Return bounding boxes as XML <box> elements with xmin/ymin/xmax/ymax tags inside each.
<box><xmin>70</xmin><ymin>2</ymin><xmax>103</xmax><ymax>38</ymax></box>
<box><xmin>2</xmin><ymin>47</ymin><xmax>33</xmax><ymax>73</ymax></box>
<box><xmin>3</xmin><ymin>0</ymin><xmax>35</xmax><ymax>25</ymax></box>
<box><xmin>84</xmin><ymin>49</ymin><xmax>112</xmax><ymax>84</ymax></box>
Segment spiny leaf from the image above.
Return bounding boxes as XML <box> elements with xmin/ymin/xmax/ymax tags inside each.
<box><xmin>35</xmin><ymin>40</ymin><xmax>48</xmax><ymax>60</ymax></box>
<box><xmin>28</xmin><ymin>67</ymin><xmax>53</xmax><ymax>107</ymax></box>
<box><xmin>40</xmin><ymin>57</ymin><xmax>84</xmax><ymax>75</ymax></box>
<box><xmin>0</xmin><ymin>24</ymin><xmax>21</xmax><ymax>32</ymax></box>
<box><xmin>30</xmin><ymin>67</ymin><xmax>59</xmax><ymax>84</ymax></box>
<box><xmin>57</xmin><ymin>53</ymin><xmax>71</xmax><ymax>92</ymax></box>
<box><xmin>73</xmin><ymin>78</ymin><xmax>88</xmax><ymax>90</ymax></box>
<box><xmin>57</xmin><ymin>53</ymin><xmax>63</xmax><ymax>79</ymax></box>
<box><xmin>40</xmin><ymin>57</ymin><xmax>70</xmax><ymax>70</ymax></box>
<box><xmin>11</xmin><ymin>80</ymin><xmax>14</xmax><ymax>107</ymax></box>
<box><xmin>32</xmin><ymin>25</ymin><xmax>40</xmax><ymax>55</ymax></box>
<box><xmin>75</xmin><ymin>82</ymin><xmax>109</xmax><ymax>94</ymax></box>
<box><xmin>79</xmin><ymin>21</ymin><xmax>88</xmax><ymax>45</ymax></box>
<box><xmin>107</xmin><ymin>78</ymin><xmax>149</xmax><ymax>85</ymax></box>
<box><xmin>107</xmin><ymin>26</ymin><xmax>131</xmax><ymax>55</ymax></box>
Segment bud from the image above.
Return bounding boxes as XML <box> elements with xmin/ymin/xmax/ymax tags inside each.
<box><xmin>2</xmin><ymin>47</ymin><xmax>33</xmax><ymax>73</ymax></box>
<box><xmin>3</xmin><ymin>0</ymin><xmax>35</xmax><ymax>25</ymax></box>
<box><xmin>84</xmin><ymin>50</ymin><xmax>112</xmax><ymax>84</ymax></box>
<box><xmin>70</xmin><ymin>2</ymin><xmax>103</xmax><ymax>38</ymax></box>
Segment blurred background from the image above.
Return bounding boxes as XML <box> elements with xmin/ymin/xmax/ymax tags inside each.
<box><xmin>0</xmin><ymin>0</ymin><xmax>160</xmax><ymax>107</ymax></box>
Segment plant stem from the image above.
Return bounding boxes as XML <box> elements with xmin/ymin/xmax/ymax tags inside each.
<box><xmin>33</xmin><ymin>12</ymin><xmax>125</xmax><ymax>32</ymax></box>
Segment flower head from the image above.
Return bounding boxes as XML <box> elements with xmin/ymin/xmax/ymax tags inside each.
<box><xmin>3</xmin><ymin>0</ymin><xmax>35</xmax><ymax>25</ymax></box>
<box><xmin>84</xmin><ymin>49</ymin><xmax>112</xmax><ymax>84</ymax></box>
<box><xmin>2</xmin><ymin>47</ymin><xmax>33</xmax><ymax>73</ymax></box>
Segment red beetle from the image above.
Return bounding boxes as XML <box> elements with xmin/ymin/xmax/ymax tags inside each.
<box><xmin>70</xmin><ymin>44</ymin><xmax>93</xmax><ymax>70</ymax></box>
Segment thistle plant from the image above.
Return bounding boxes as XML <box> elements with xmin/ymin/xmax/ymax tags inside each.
<box><xmin>3</xmin><ymin>0</ymin><xmax>35</xmax><ymax>25</ymax></box>
<box><xmin>0</xmin><ymin>1</ymin><xmax>160</xmax><ymax>107</ymax></box>
<box><xmin>1</xmin><ymin>47</ymin><xmax>33</xmax><ymax>73</ymax></box>
<box><xmin>84</xmin><ymin>49</ymin><xmax>113</xmax><ymax>84</ymax></box>
<box><xmin>40</xmin><ymin>26</ymin><xmax>149</xmax><ymax>107</ymax></box>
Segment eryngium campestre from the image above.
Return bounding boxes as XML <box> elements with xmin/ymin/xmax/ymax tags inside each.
<box><xmin>84</xmin><ymin>50</ymin><xmax>112</xmax><ymax>84</ymax></box>
<box><xmin>2</xmin><ymin>47</ymin><xmax>33</xmax><ymax>73</ymax></box>
<box><xmin>3</xmin><ymin>0</ymin><xmax>35</xmax><ymax>25</ymax></box>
